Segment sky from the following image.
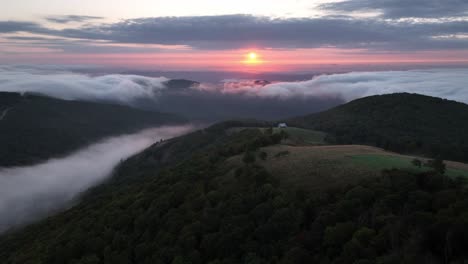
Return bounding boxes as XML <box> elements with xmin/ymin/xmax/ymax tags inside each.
<box><xmin>1</xmin><ymin>0</ymin><xmax>468</xmax><ymax>71</ymax></box>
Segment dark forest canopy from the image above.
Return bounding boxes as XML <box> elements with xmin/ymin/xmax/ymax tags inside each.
<box><xmin>0</xmin><ymin>92</ymin><xmax>185</xmax><ymax>167</ymax></box>
<box><xmin>1</xmin><ymin>121</ymin><xmax>468</xmax><ymax>264</ymax></box>
<box><xmin>288</xmin><ymin>93</ymin><xmax>468</xmax><ymax>162</ymax></box>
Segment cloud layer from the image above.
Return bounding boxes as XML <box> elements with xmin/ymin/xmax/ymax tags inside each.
<box><xmin>1</xmin><ymin>66</ymin><xmax>467</xmax><ymax>120</ymax></box>
<box><xmin>45</xmin><ymin>15</ymin><xmax>103</xmax><ymax>24</ymax></box>
<box><xmin>0</xmin><ymin>66</ymin><xmax>168</xmax><ymax>104</ymax></box>
<box><xmin>231</xmin><ymin>68</ymin><xmax>468</xmax><ymax>103</ymax></box>
<box><xmin>320</xmin><ymin>0</ymin><xmax>468</xmax><ymax>18</ymax></box>
<box><xmin>0</xmin><ymin>66</ymin><xmax>342</xmax><ymax>120</ymax></box>
<box><xmin>0</xmin><ymin>125</ymin><xmax>193</xmax><ymax>233</ymax></box>
<box><xmin>2</xmin><ymin>0</ymin><xmax>468</xmax><ymax>53</ymax></box>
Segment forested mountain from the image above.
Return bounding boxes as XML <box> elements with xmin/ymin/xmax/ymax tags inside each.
<box><xmin>288</xmin><ymin>93</ymin><xmax>468</xmax><ymax>162</ymax></box>
<box><xmin>1</xmin><ymin>121</ymin><xmax>468</xmax><ymax>264</ymax></box>
<box><xmin>0</xmin><ymin>92</ymin><xmax>185</xmax><ymax>167</ymax></box>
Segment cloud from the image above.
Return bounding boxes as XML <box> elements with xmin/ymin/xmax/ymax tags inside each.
<box><xmin>320</xmin><ymin>0</ymin><xmax>468</xmax><ymax>18</ymax></box>
<box><xmin>3</xmin><ymin>36</ymin><xmax>178</xmax><ymax>54</ymax></box>
<box><xmin>0</xmin><ymin>21</ymin><xmax>45</xmax><ymax>33</ymax></box>
<box><xmin>230</xmin><ymin>68</ymin><xmax>468</xmax><ymax>104</ymax></box>
<box><xmin>55</xmin><ymin>15</ymin><xmax>468</xmax><ymax>50</ymax></box>
<box><xmin>0</xmin><ymin>66</ymin><xmax>343</xmax><ymax>120</ymax></box>
<box><xmin>2</xmin><ymin>66</ymin><xmax>467</xmax><ymax>120</ymax></box>
<box><xmin>0</xmin><ymin>66</ymin><xmax>169</xmax><ymax>104</ymax></box>
<box><xmin>0</xmin><ymin>125</ymin><xmax>194</xmax><ymax>233</ymax></box>
<box><xmin>45</xmin><ymin>15</ymin><xmax>103</xmax><ymax>24</ymax></box>
<box><xmin>1</xmin><ymin>13</ymin><xmax>468</xmax><ymax>51</ymax></box>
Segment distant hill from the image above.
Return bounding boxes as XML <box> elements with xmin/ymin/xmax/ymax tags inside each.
<box><xmin>288</xmin><ymin>93</ymin><xmax>468</xmax><ymax>162</ymax></box>
<box><xmin>2</xmin><ymin>121</ymin><xmax>468</xmax><ymax>263</ymax></box>
<box><xmin>164</xmin><ymin>79</ymin><xmax>200</xmax><ymax>89</ymax></box>
<box><xmin>0</xmin><ymin>92</ymin><xmax>185</xmax><ymax>167</ymax></box>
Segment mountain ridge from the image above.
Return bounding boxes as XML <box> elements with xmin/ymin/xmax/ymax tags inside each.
<box><xmin>0</xmin><ymin>92</ymin><xmax>186</xmax><ymax>167</ymax></box>
<box><xmin>287</xmin><ymin>93</ymin><xmax>468</xmax><ymax>162</ymax></box>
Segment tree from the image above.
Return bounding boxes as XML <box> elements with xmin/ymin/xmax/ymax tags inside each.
<box><xmin>425</xmin><ymin>158</ymin><xmax>446</xmax><ymax>174</ymax></box>
<box><xmin>243</xmin><ymin>151</ymin><xmax>256</xmax><ymax>164</ymax></box>
<box><xmin>412</xmin><ymin>159</ymin><xmax>422</xmax><ymax>168</ymax></box>
<box><xmin>258</xmin><ymin>151</ymin><xmax>268</xmax><ymax>161</ymax></box>
<box><xmin>324</xmin><ymin>222</ymin><xmax>357</xmax><ymax>247</ymax></box>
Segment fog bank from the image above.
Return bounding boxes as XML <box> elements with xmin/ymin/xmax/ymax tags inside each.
<box><xmin>0</xmin><ymin>65</ymin><xmax>168</xmax><ymax>104</ymax></box>
<box><xmin>221</xmin><ymin>68</ymin><xmax>468</xmax><ymax>104</ymax></box>
<box><xmin>1</xmin><ymin>66</ymin><xmax>467</xmax><ymax>120</ymax></box>
<box><xmin>0</xmin><ymin>125</ymin><xmax>193</xmax><ymax>233</ymax></box>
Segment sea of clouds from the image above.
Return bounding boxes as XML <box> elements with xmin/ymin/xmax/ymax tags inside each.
<box><xmin>216</xmin><ymin>68</ymin><xmax>468</xmax><ymax>103</ymax></box>
<box><xmin>1</xmin><ymin>66</ymin><xmax>467</xmax><ymax>106</ymax></box>
<box><xmin>0</xmin><ymin>65</ymin><xmax>169</xmax><ymax>104</ymax></box>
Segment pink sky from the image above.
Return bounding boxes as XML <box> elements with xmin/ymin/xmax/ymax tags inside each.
<box><xmin>2</xmin><ymin>47</ymin><xmax>468</xmax><ymax>72</ymax></box>
<box><xmin>1</xmin><ymin>1</ymin><xmax>468</xmax><ymax>72</ymax></box>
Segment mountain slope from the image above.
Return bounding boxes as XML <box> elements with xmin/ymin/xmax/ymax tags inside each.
<box><xmin>0</xmin><ymin>92</ymin><xmax>185</xmax><ymax>167</ymax></box>
<box><xmin>1</xmin><ymin>121</ymin><xmax>468</xmax><ymax>263</ymax></box>
<box><xmin>288</xmin><ymin>93</ymin><xmax>468</xmax><ymax>162</ymax></box>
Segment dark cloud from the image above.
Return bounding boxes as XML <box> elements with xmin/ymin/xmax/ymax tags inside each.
<box><xmin>4</xmin><ymin>35</ymin><xmax>172</xmax><ymax>54</ymax></box>
<box><xmin>55</xmin><ymin>15</ymin><xmax>400</xmax><ymax>48</ymax></box>
<box><xmin>51</xmin><ymin>15</ymin><xmax>468</xmax><ymax>50</ymax></box>
<box><xmin>1</xmin><ymin>12</ymin><xmax>468</xmax><ymax>52</ymax></box>
<box><xmin>320</xmin><ymin>0</ymin><xmax>468</xmax><ymax>18</ymax></box>
<box><xmin>0</xmin><ymin>21</ymin><xmax>44</xmax><ymax>33</ymax></box>
<box><xmin>6</xmin><ymin>36</ymin><xmax>63</xmax><ymax>41</ymax></box>
<box><xmin>45</xmin><ymin>15</ymin><xmax>103</xmax><ymax>24</ymax></box>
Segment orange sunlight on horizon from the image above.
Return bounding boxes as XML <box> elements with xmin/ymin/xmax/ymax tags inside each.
<box><xmin>4</xmin><ymin>47</ymin><xmax>468</xmax><ymax>72</ymax></box>
<box><xmin>243</xmin><ymin>51</ymin><xmax>262</xmax><ymax>66</ymax></box>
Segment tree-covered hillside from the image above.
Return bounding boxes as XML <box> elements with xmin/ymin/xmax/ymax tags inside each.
<box><xmin>1</xmin><ymin>121</ymin><xmax>468</xmax><ymax>264</ymax></box>
<box><xmin>288</xmin><ymin>93</ymin><xmax>468</xmax><ymax>162</ymax></box>
<box><xmin>0</xmin><ymin>92</ymin><xmax>185</xmax><ymax>167</ymax></box>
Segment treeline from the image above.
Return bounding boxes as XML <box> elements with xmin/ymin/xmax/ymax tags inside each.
<box><xmin>0</xmin><ymin>92</ymin><xmax>185</xmax><ymax>167</ymax></box>
<box><xmin>1</xmin><ymin>121</ymin><xmax>468</xmax><ymax>263</ymax></box>
<box><xmin>288</xmin><ymin>93</ymin><xmax>468</xmax><ymax>162</ymax></box>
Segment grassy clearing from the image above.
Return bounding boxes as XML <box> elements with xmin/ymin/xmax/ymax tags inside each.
<box><xmin>227</xmin><ymin>145</ymin><xmax>381</xmax><ymax>191</ymax></box>
<box><xmin>228</xmin><ymin>126</ymin><xmax>327</xmax><ymax>145</ymax></box>
<box><xmin>227</xmin><ymin>144</ymin><xmax>468</xmax><ymax>191</ymax></box>
<box><xmin>351</xmin><ymin>154</ymin><xmax>468</xmax><ymax>178</ymax></box>
<box><xmin>274</xmin><ymin>127</ymin><xmax>327</xmax><ymax>145</ymax></box>
<box><xmin>350</xmin><ymin>154</ymin><xmax>422</xmax><ymax>171</ymax></box>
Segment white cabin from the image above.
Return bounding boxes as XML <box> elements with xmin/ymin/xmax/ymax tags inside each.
<box><xmin>278</xmin><ymin>123</ymin><xmax>288</xmax><ymax>128</ymax></box>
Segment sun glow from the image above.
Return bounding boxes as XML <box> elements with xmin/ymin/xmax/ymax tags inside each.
<box><xmin>244</xmin><ymin>51</ymin><xmax>262</xmax><ymax>65</ymax></box>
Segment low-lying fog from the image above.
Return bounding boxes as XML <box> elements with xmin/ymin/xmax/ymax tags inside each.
<box><xmin>3</xmin><ymin>66</ymin><xmax>468</xmax><ymax>120</ymax></box>
<box><xmin>0</xmin><ymin>125</ymin><xmax>194</xmax><ymax>233</ymax></box>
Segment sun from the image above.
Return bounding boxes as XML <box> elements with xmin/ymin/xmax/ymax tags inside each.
<box><xmin>244</xmin><ymin>51</ymin><xmax>261</xmax><ymax>65</ymax></box>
